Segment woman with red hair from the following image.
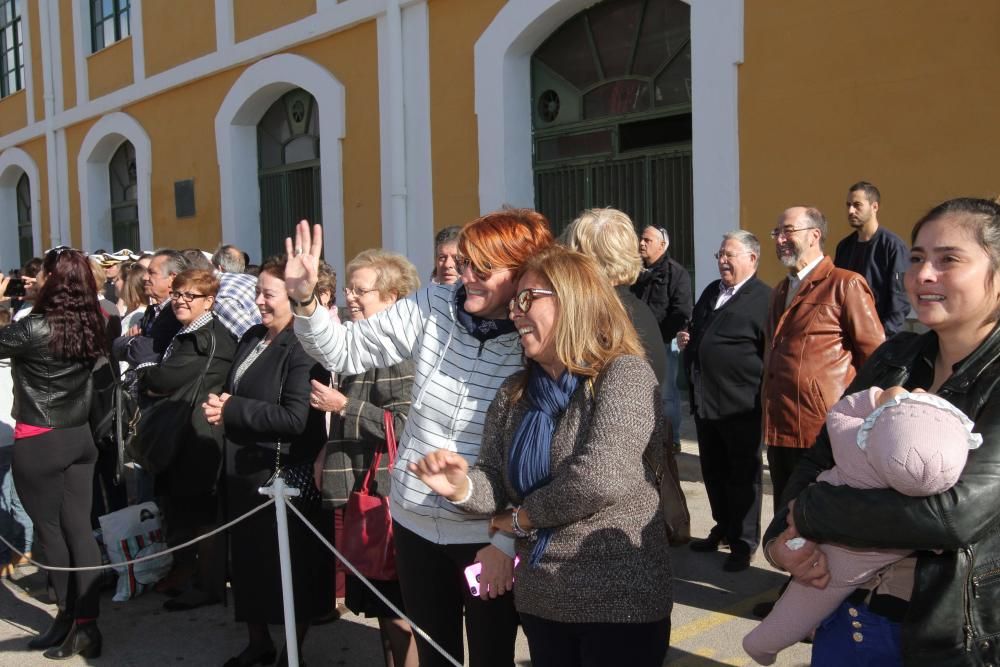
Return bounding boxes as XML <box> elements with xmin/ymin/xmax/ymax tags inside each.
<box><xmin>0</xmin><ymin>248</ymin><xmax>109</xmax><ymax>659</ymax></box>
<box><xmin>285</xmin><ymin>210</ymin><xmax>553</xmax><ymax>667</ymax></box>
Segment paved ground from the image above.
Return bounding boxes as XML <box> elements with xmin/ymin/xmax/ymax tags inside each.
<box><xmin>0</xmin><ymin>403</ymin><xmax>811</xmax><ymax>666</ymax></box>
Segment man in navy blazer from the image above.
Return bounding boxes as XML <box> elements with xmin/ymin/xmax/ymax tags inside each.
<box><xmin>678</xmin><ymin>230</ymin><xmax>771</xmax><ymax>572</ymax></box>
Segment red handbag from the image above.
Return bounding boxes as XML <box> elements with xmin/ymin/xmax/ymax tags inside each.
<box><xmin>341</xmin><ymin>410</ymin><xmax>398</xmax><ymax>580</ymax></box>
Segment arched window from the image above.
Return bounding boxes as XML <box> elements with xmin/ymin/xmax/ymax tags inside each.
<box><xmin>257</xmin><ymin>88</ymin><xmax>321</xmax><ymax>259</ymax></box>
<box><xmin>531</xmin><ymin>0</ymin><xmax>693</xmax><ymax>267</ymax></box>
<box><xmin>109</xmin><ymin>141</ymin><xmax>139</xmax><ymax>251</ymax></box>
<box><xmin>15</xmin><ymin>172</ymin><xmax>30</xmax><ymax>264</ymax></box>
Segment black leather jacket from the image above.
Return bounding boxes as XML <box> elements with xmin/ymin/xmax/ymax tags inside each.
<box><xmin>765</xmin><ymin>326</ymin><xmax>1000</xmax><ymax>666</ymax></box>
<box><xmin>0</xmin><ymin>314</ymin><xmax>94</xmax><ymax>428</ymax></box>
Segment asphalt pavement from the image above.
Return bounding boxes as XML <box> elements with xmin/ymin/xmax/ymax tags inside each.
<box><xmin>0</xmin><ymin>402</ymin><xmax>812</xmax><ymax>666</ymax></box>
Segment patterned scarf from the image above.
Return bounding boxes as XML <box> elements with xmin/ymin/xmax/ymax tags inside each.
<box><xmin>508</xmin><ymin>364</ymin><xmax>580</xmax><ymax>566</ymax></box>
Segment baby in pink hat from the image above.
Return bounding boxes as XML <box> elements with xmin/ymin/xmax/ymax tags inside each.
<box><xmin>743</xmin><ymin>386</ymin><xmax>982</xmax><ymax>666</ymax></box>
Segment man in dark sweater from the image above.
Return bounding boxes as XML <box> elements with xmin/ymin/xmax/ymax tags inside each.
<box><xmin>631</xmin><ymin>225</ymin><xmax>693</xmax><ymax>450</ymax></box>
<box><xmin>834</xmin><ymin>181</ymin><xmax>910</xmax><ymax>336</ymax></box>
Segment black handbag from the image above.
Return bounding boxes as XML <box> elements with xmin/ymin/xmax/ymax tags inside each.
<box><xmin>128</xmin><ymin>332</ymin><xmax>217</xmax><ymax>476</ymax></box>
<box><xmin>261</xmin><ymin>369</ymin><xmax>321</xmax><ymax>509</ymax></box>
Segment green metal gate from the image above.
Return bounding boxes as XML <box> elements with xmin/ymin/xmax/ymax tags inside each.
<box><xmin>531</xmin><ymin>0</ymin><xmax>693</xmax><ymax>269</ymax></box>
<box><xmin>258</xmin><ymin>165</ymin><xmax>321</xmax><ymax>260</ymax></box>
<box><xmin>534</xmin><ymin>149</ymin><xmax>692</xmax><ymax>268</ymax></box>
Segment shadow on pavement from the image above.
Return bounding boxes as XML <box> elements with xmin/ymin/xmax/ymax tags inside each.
<box><xmin>669</xmin><ymin>544</ymin><xmax>787</xmax><ymax>621</ymax></box>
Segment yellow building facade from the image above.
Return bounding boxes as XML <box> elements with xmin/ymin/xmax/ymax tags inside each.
<box><xmin>0</xmin><ymin>0</ymin><xmax>996</xmax><ymax>289</ymax></box>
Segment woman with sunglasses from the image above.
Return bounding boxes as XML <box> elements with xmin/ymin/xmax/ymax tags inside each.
<box><xmin>0</xmin><ymin>248</ymin><xmax>109</xmax><ymax>659</ymax></box>
<box><xmin>412</xmin><ymin>246</ymin><xmax>672</xmax><ymax>667</ymax></box>
<box><xmin>285</xmin><ymin>212</ymin><xmax>553</xmax><ymax>667</ymax></box>
<box><xmin>138</xmin><ymin>269</ymin><xmax>237</xmax><ymax>612</ymax></box>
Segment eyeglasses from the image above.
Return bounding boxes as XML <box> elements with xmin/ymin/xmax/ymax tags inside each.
<box><xmin>170</xmin><ymin>291</ymin><xmax>208</xmax><ymax>303</ymax></box>
<box><xmin>510</xmin><ymin>288</ymin><xmax>555</xmax><ymax>314</ymax></box>
<box><xmin>714</xmin><ymin>251</ymin><xmax>752</xmax><ymax>261</ymax></box>
<box><xmin>343</xmin><ymin>286</ymin><xmax>378</xmax><ymax>298</ymax></box>
<box><xmin>769</xmin><ymin>226</ymin><xmax>815</xmax><ymax>239</ymax></box>
<box><xmin>456</xmin><ymin>256</ymin><xmax>510</xmax><ymax>281</ymax></box>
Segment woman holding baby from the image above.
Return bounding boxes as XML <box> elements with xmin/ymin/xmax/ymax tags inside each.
<box><xmin>760</xmin><ymin>197</ymin><xmax>1000</xmax><ymax>666</ymax></box>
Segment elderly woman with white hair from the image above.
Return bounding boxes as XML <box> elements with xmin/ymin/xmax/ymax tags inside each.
<box><xmin>563</xmin><ymin>208</ymin><xmax>690</xmax><ymax>545</ymax></box>
<box><xmin>562</xmin><ymin>208</ymin><xmax>666</xmax><ymax>385</ymax></box>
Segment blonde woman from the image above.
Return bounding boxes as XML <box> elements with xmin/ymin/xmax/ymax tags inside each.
<box><xmin>564</xmin><ymin>207</ymin><xmax>690</xmax><ymax>545</ymax></box>
<box><xmin>412</xmin><ymin>246</ymin><xmax>672</xmax><ymax>667</ymax></box>
<box><xmin>312</xmin><ymin>249</ymin><xmax>420</xmax><ymax>667</ymax></box>
<box><xmin>563</xmin><ymin>208</ymin><xmax>666</xmax><ymax>385</ymax></box>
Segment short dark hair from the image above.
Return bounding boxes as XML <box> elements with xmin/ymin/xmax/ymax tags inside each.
<box><xmin>21</xmin><ymin>257</ymin><xmax>42</xmax><ymax>279</ymax></box>
<box><xmin>848</xmin><ymin>181</ymin><xmax>881</xmax><ymax>205</ymax></box>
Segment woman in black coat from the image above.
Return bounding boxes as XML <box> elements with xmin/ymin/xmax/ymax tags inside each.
<box><xmin>138</xmin><ymin>268</ymin><xmax>237</xmax><ymax>610</ymax></box>
<box><xmin>204</xmin><ymin>257</ymin><xmax>332</xmax><ymax>667</ymax></box>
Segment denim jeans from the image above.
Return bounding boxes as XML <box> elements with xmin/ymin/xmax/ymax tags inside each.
<box><xmin>811</xmin><ymin>599</ymin><xmax>901</xmax><ymax>667</ymax></box>
<box><xmin>0</xmin><ymin>446</ymin><xmax>34</xmax><ymax>563</ymax></box>
<box><xmin>662</xmin><ymin>343</ymin><xmax>682</xmax><ymax>445</ymax></box>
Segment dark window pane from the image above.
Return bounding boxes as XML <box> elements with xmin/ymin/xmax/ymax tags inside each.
<box><xmin>588</xmin><ymin>0</ymin><xmax>642</xmax><ymax>78</ymax></box>
<box><xmin>536</xmin><ymin>129</ymin><xmax>613</xmax><ymax>162</ymax></box>
<box><xmin>533</xmin><ymin>16</ymin><xmax>600</xmax><ymax>90</ymax></box>
<box><xmin>619</xmin><ymin>113</ymin><xmax>691</xmax><ymax>152</ymax></box>
<box><xmin>653</xmin><ymin>41</ymin><xmax>691</xmax><ymax>107</ymax></box>
<box><xmin>583</xmin><ymin>79</ymin><xmax>649</xmax><ymax>119</ymax></box>
<box><xmin>633</xmin><ymin>0</ymin><xmax>690</xmax><ymax>76</ymax></box>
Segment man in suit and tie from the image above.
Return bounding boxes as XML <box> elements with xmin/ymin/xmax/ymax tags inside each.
<box><xmin>678</xmin><ymin>230</ymin><xmax>771</xmax><ymax>571</ymax></box>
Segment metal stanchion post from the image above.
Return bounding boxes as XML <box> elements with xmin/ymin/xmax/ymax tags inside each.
<box><xmin>260</xmin><ymin>476</ymin><xmax>301</xmax><ymax>667</ymax></box>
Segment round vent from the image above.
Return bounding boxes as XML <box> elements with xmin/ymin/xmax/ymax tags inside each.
<box><xmin>538</xmin><ymin>90</ymin><xmax>560</xmax><ymax>123</ymax></box>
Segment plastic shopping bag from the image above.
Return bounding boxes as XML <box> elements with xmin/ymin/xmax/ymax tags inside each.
<box><xmin>98</xmin><ymin>501</ymin><xmax>173</xmax><ymax>602</ymax></box>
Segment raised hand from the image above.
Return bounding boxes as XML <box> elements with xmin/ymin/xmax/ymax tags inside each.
<box><xmin>409</xmin><ymin>450</ymin><xmax>470</xmax><ymax>501</ymax></box>
<box><xmin>284</xmin><ymin>220</ymin><xmax>323</xmax><ymax>303</ymax></box>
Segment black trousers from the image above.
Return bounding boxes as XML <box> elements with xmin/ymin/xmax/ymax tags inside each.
<box><xmin>393</xmin><ymin>521</ymin><xmax>519</xmax><ymax>667</ymax></box>
<box><xmin>520</xmin><ymin>612</ymin><xmax>670</xmax><ymax>667</ymax></box>
<box><xmin>766</xmin><ymin>445</ymin><xmax>810</xmax><ymax>515</ymax></box>
<box><xmin>695</xmin><ymin>412</ymin><xmax>763</xmax><ymax>549</ymax></box>
<box><xmin>13</xmin><ymin>425</ymin><xmax>102</xmax><ymax>619</ymax></box>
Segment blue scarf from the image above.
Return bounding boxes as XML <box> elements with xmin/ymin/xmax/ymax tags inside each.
<box><xmin>508</xmin><ymin>364</ymin><xmax>580</xmax><ymax>566</ymax></box>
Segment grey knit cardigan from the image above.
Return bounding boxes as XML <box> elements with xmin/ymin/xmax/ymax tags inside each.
<box><xmin>461</xmin><ymin>354</ymin><xmax>673</xmax><ymax>624</ymax></box>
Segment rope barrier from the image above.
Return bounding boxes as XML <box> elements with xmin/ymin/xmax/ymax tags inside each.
<box><xmin>284</xmin><ymin>500</ymin><xmax>465</xmax><ymax>667</ymax></box>
<box><xmin>0</xmin><ymin>487</ymin><xmax>468</xmax><ymax>667</ymax></box>
<box><xmin>0</xmin><ymin>498</ymin><xmax>276</xmax><ymax>572</ymax></box>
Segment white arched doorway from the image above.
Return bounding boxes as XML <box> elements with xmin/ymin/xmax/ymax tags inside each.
<box><xmin>215</xmin><ymin>53</ymin><xmax>346</xmax><ymax>278</ymax></box>
<box><xmin>0</xmin><ymin>147</ymin><xmax>42</xmax><ymax>271</ymax></box>
<box><xmin>475</xmin><ymin>0</ymin><xmax>743</xmax><ymax>293</ymax></box>
<box><xmin>78</xmin><ymin>112</ymin><xmax>154</xmax><ymax>252</ymax></box>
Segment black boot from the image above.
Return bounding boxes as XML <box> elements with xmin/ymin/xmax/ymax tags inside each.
<box><xmin>27</xmin><ymin>611</ymin><xmax>73</xmax><ymax>650</ymax></box>
<box><xmin>43</xmin><ymin>622</ymin><xmax>102</xmax><ymax>660</ymax></box>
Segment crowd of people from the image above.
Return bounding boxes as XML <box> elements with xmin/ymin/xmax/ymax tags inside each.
<box><xmin>0</xmin><ymin>182</ymin><xmax>998</xmax><ymax>666</ymax></box>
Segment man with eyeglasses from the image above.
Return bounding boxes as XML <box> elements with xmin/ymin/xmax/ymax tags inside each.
<box><xmin>834</xmin><ymin>182</ymin><xmax>910</xmax><ymax>337</ymax></box>
<box><xmin>677</xmin><ymin>230</ymin><xmax>771</xmax><ymax>572</ymax></box>
<box><xmin>753</xmin><ymin>207</ymin><xmax>884</xmax><ymax>617</ymax></box>
<box><xmin>632</xmin><ymin>225</ymin><xmax>693</xmax><ymax>452</ymax></box>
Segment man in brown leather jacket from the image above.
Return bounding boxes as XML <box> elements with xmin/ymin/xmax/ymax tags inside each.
<box><xmin>762</xmin><ymin>206</ymin><xmax>884</xmax><ymax>511</ymax></box>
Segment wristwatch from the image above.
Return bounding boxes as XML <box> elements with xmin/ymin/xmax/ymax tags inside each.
<box><xmin>289</xmin><ymin>292</ymin><xmax>317</xmax><ymax>309</ymax></box>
